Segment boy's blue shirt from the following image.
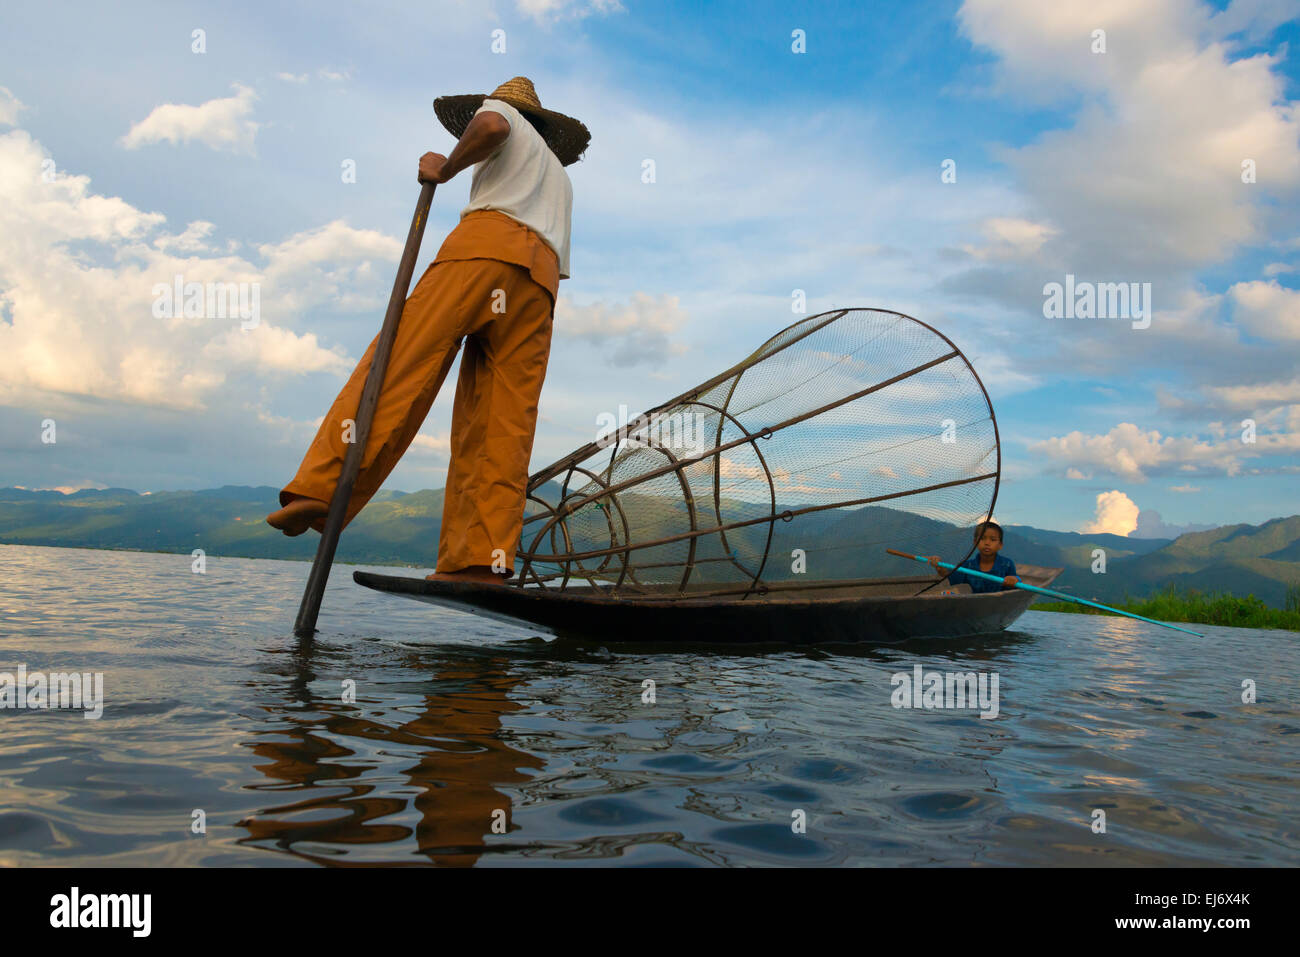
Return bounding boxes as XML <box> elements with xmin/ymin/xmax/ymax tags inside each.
<box><xmin>949</xmin><ymin>553</ymin><xmax>1017</xmax><ymax>594</ymax></box>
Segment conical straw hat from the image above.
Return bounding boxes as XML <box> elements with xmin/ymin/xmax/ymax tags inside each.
<box><xmin>434</xmin><ymin>76</ymin><xmax>590</xmax><ymax>166</ymax></box>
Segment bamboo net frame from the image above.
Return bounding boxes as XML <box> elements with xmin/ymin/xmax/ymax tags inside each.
<box><xmin>513</xmin><ymin>308</ymin><xmax>1001</xmax><ymax>600</ymax></box>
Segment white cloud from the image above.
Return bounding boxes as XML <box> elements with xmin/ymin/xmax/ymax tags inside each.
<box><xmin>1204</xmin><ymin>376</ymin><xmax>1300</xmax><ymax>410</ymax></box>
<box><xmin>408</xmin><ymin>433</ymin><xmax>451</xmax><ymax>457</ymax></box>
<box><xmin>276</xmin><ymin>72</ymin><xmax>309</xmax><ymax>84</ymax></box>
<box><xmin>958</xmin><ymin>0</ymin><xmax>1300</xmax><ymax>273</ymax></box>
<box><xmin>152</xmin><ymin>220</ymin><xmax>218</xmax><ymax>254</ymax></box>
<box><xmin>202</xmin><ymin>324</ymin><xmax>351</xmax><ymax>375</ymax></box>
<box><xmin>0</xmin><ymin>86</ymin><xmax>25</xmax><ymax>126</ymax></box>
<box><xmin>962</xmin><ymin>217</ymin><xmax>1056</xmax><ymax>261</ymax></box>
<box><xmin>0</xmin><ymin>124</ymin><xmax>393</xmax><ymax>411</ymax></box>
<box><xmin>1228</xmin><ymin>279</ymin><xmax>1300</xmax><ymax>340</ymax></box>
<box><xmin>962</xmin><ymin>347</ymin><xmax>1041</xmax><ymax>394</ymax></box>
<box><xmin>554</xmin><ymin>292</ymin><xmax>689</xmax><ymax>367</ymax></box>
<box><xmin>1207</xmin><ymin>0</ymin><xmax>1300</xmax><ymax>44</ymax></box>
<box><xmin>1134</xmin><ymin>507</ymin><xmax>1214</xmax><ymax>538</ymax></box>
<box><xmin>121</xmin><ymin>84</ymin><xmax>261</xmax><ymax>155</ymax></box>
<box><xmin>1033</xmin><ymin>423</ymin><xmax>1230</xmax><ymax>480</ymax></box>
<box><xmin>515</xmin><ymin>0</ymin><xmax>625</xmax><ymax>24</ymax></box>
<box><xmin>1031</xmin><ymin>419</ymin><xmax>1300</xmax><ymax>480</ymax></box>
<box><xmin>1082</xmin><ymin>489</ymin><xmax>1139</xmax><ymax>535</ymax></box>
<box><xmin>45</xmin><ymin>481</ymin><xmax>110</xmax><ymax>495</ymax></box>
<box><xmin>257</xmin><ymin>220</ymin><xmax>403</xmax><ymax>314</ymax></box>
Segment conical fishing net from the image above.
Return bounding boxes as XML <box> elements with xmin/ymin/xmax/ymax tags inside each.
<box><xmin>516</xmin><ymin>308</ymin><xmax>1000</xmax><ymax>599</ymax></box>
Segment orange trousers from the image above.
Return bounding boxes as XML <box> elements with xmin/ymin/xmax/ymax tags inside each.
<box><xmin>281</xmin><ymin>212</ymin><xmax>559</xmax><ymax>574</ymax></box>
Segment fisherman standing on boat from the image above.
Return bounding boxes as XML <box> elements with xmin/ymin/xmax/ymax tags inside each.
<box><xmin>265</xmin><ymin>77</ymin><xmax>589</xmax><ymax>586</ymax></box>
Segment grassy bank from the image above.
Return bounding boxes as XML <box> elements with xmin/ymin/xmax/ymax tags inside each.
<box><xmin>1032</xmin><ymin>585</ymin><xmax>1300</xmax><ymax>631</ymax></box>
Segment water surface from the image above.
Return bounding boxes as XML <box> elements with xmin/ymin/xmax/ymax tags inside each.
<box><xmin>1</xmin><ymin>544</ymin><xmax>1296</xmax><ymax>866</ymax></box>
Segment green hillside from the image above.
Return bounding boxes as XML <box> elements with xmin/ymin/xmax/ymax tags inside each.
<box><xmin>1025</xmin><ymin>517</ymin><xmax>1300</xmax><ymax>609</ymax></box>
<box><xmin>1</xmin><ymin>486</ymin><xmax>1297</xmax><ymax>607</ymax></box>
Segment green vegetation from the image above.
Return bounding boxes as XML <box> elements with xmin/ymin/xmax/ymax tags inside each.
<box><xmin>3</xmin><ymin>487</ymin><xmax>1299</xmax><ymax>618</ymax></box>
<box><xmin>1033</xmin><ymin>585</ymin><xmax>1300</xmax><ymax>631</ymax></box>
<box><xmin>1005</xmin><ymin>515</ymin><xmax>1300</xmax><ymax>609</ymax></box>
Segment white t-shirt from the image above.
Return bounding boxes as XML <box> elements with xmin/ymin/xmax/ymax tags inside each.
<box><xmin>462</xmin><ymin>98</ymin><xmax>573</xmax><ymax>279</ymax></box>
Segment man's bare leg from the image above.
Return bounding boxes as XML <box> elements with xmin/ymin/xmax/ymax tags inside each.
<box><xmin>266</xmin><ymin>497</ymin><xmax>329</xmax><ymax>536</ymax></box>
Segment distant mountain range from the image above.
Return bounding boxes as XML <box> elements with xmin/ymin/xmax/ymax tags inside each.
<box><xmin>1001</xmin><ymin>519</ymin><xmax>1300</xmax><ymax>608</ymax></box>
<box><xmin>1</xmin><ymin>485</ymin><xmax>1297</xmax><ymax>608</ymax></box>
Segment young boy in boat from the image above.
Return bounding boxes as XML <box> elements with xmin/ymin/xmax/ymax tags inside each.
<box><xmin>929</xmin><ymin>521</ymin><xmax>1019</xmax><ymax>593</ymax></box>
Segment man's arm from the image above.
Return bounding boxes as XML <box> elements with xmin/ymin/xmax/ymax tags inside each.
<box><xmin>419</xmin><ymin>110</ymin><xmax>511</xmax><ymax>184</ymax></box>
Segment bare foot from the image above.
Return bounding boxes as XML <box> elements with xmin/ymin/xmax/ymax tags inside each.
<box><xmin>266</xmin><ymin>497</ymin><xmax>329</xmax><ymax>536</ymax></box>
<box><xmin>426</xmin><ymin>565</ymin><xmax>510</xmax><ymax>585</ymax></box>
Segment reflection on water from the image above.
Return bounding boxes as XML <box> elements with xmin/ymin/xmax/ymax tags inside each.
<box><xmin>239</xmin><ymin>646</ymin><xmax>543</xmax><ymax>866</ymax></box>
<box><xmin>1</xmin><ymin>544</ymin><xmax>1297</xmax><ymax>867</ymax></box>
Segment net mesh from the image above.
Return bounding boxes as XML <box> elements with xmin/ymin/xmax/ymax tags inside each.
<box><xmin>516</xmin><ymin>308</ymin><xmax>1000</xmax><ymax>598</ymax></box>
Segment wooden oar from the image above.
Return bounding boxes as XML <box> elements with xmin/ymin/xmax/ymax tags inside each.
<box><xmin>293</xmin><ymin>180</ymin><xmax>438</xmax><ymax>638</ymax></box>
<box><xmin>885</xmin><ymin>548</ymin><xmax>1205</xmax><ymax>637</ymax></box>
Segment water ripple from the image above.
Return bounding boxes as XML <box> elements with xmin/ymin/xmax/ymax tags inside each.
<box><xmin>0</xmin><ymin>544</ymin><xmax>1296</xmax><ymax>866</ymax></box>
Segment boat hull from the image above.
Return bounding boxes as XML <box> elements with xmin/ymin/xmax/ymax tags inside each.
<box><xmin>352</xmin><ymin>566</ymin><xmax>1063</xmax><ymax>644</ymax></box>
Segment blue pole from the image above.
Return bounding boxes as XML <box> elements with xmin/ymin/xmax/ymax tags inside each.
<box><xmin>885</xmin><ymin>549</ymin><xmax>1205</xmax><ymax>637</ymax></box>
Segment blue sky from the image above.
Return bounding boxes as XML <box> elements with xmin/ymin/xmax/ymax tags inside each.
<box><xmin>0</xmin><ymin>0</ymin><xmax>1297</xmax><ymax>535</ymax></box>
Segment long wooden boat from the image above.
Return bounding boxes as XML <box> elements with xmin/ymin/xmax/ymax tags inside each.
<box><xmin>352</xmin><ymin>563</ymin><xmax>1063</xmax><ymax>644</ymax></box>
